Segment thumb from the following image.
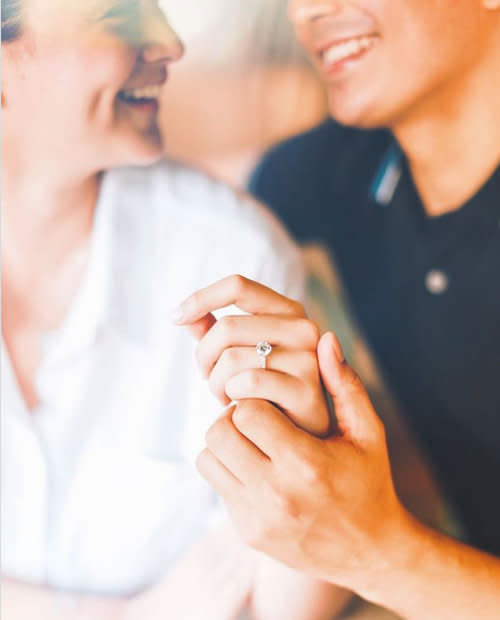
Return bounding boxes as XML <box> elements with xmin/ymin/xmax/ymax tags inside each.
<box><xmin>318</xmin><ymin>332</ymin><xmax>382</xmax><ymax>445</ymax></box>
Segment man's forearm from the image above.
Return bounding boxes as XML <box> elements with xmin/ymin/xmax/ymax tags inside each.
<box><xmin>1</xmin><ymin>577</ymin><xmax>124</xmax><ymax>620</ymax></box>
<box><xmin>356</xmin><ymin>511</ymin><xmax>500</xmax><ymax>620</ymax></box>
<box><xmin>250</xmin><ymin>555</ymin><xmax>352</xmax><ymax>620</ymax></box>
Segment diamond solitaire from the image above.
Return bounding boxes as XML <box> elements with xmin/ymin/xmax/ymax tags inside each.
<box><xmin>256</xmin><ymin>342</ymin><xmax>273</xmax><ymax>369</ymax></box>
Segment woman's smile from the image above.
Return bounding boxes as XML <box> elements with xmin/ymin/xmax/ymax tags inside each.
<box><xmin>117</xmin><ymin>79</ymin><xmax>167</xmax><ymax>115</ymax></box>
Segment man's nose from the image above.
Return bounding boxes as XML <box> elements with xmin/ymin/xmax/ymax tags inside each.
<box><xmin>139</xmin><ymin>6</ymin><xmax>184</xmax><ymax>64</ymax></box>
<box><xmin>288</xmin><ymin>0</ymin><xmax>345</xmax><ymax>25</ymax></box>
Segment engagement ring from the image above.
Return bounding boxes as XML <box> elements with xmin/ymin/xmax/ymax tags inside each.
<box><xmin>256</xmin><ymin>342</ymin><xmax>273</xmax><ymax>369</ymax></box>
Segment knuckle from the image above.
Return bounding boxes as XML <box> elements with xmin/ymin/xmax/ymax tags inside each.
<box><xmin>220</xmin><ymin>347</ymin><xmax>240</xmax><ymax>367</ymax></box>
<box><xmin>299</xmin><ymin>319</ymin><xmax>321</xmax><ymax>349</ymax></box>
<box><xmin>245</xmin><ymin>369</ymin><xmax>263</xmax><ymax>392</ymax></box>
<box><xmin>301</xmin><ymin>351</ymin><xmax>320</xmax><ymax>378</ymax></box>
<box><xmin>232</xmin><ymin>400</ymin><xmax>257</xmax><ymax>428</ymax></box>
<box><xmin>218</xmin><ymin>315</ymin><xmax>237</xmax><ymax>339</ymax></box>
<box><xmin>298</xmin><ymin>455</ymin><xmax>322</xmax><ymax>486</ymax></box>
<box><xmin>288</xmin><ymin>299</ymin><xmax>306</xmax><ymax>317</ymax></box>
<box><xmin>229</xmin><ymin>274</ymin><xmax>248</xmax><ymax>296</ymax></box>
<box><xmin>271</xmin><ymin>488</ymin><xmax>298</xmax><ymax>520</ymax></box>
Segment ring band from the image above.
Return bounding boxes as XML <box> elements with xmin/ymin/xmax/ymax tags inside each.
<box><xmin>256</xmin><ymin>342</ymin><xmax>273</xmax><ymax>369</ymax></box>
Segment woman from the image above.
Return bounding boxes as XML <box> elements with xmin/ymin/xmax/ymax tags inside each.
<box><xmin>186</xmin><ymin>0</ymin><xmax>500</xmax><ymax>618</ymax></box>
<box><xmin>1</xmin><ymin>1</ymin><xmax>351</xmax><ymax>618</ymax></box>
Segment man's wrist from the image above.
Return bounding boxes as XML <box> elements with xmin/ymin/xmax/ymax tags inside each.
<box><xmin>346</xmin><ymin>505</ymin><xmax>425</xmax><ymax>608</ymax></box>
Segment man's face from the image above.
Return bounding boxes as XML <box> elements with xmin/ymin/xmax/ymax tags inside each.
<box><xmin>289</xmin><ymin>0</ymin><xmax>496</xmax><ymax>129</ymax></box>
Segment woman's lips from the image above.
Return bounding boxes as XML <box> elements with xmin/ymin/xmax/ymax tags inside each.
<box><xmin>117</xmin><ymin>83</ymin><xmax>166</xmax><ymax>112</ymax></box>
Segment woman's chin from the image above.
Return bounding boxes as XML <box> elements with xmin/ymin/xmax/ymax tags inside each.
<box><xmin>113</xmin><ymin>130</ymin><xmax>165</xmax><ymax>167</ymax></box>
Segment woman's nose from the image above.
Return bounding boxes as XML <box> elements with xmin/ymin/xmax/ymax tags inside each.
<box><xmin>139</xmin><ymin>7</ymin><xmax>184</xmax><ymax>64</ymax></box>
<box><xmin>288</xmin><ymin>0</ymin><xmax>344</xmax><ymax>25</ymax></box>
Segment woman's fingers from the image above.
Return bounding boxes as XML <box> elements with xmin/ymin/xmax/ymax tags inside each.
<box><xmin>209</xmin><ymin>346</ymin><xmax>318</xmax><ymax>403</ymax></box>
<box><xmin>196</xmin><ymin>314</ymin><xmax>320</xmax><ymax>376</ymax></box>
<box><xmin>174</xmin><ymin>274</ymin><xmax>306</xmax><ymax>324</ymax></box>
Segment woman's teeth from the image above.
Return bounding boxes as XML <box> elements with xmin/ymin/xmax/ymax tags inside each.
<box><xmin>322</xmin><ymin>35</ymin><xmax>377</xmax><ymax>67</ymax></box>
<box><xmin>119</xmin><ymin>85</ymin><xmax>162</xmax><ymax>102</ymax></box>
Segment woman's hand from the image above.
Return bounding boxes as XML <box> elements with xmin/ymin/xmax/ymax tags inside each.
<box><xmin>174</xmin><ymin>274</ymin><xmax>331</xmax><ymax>437</ymax></box>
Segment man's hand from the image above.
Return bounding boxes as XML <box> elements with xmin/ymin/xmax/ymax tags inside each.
<box><xmin>196</xmin><ymin>331</ymin><xmax>407</xmax><ymax>591</ymax></box>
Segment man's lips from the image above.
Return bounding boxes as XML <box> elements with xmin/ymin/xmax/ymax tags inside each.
<box><xmin>316</xmin><ymin>33</ymin><xmax>380</xmax><ymax>71</ymax></box>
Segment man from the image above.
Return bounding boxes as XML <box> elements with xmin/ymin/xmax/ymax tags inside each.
<box><xmin>191</xmin><ymin>0</ymin><xmax>500</xmax><ymax>617</ymax></box>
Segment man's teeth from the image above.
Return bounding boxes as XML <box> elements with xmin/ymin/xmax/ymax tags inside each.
<box><xmin>120</xmin><ymin>85</ymin><xmax>162</xmax><ymax>101</ymax></box>
<box><xmin>322</xmin><ymin>35</ymin><xmax>376</xmax><ymax>66</ymax></box>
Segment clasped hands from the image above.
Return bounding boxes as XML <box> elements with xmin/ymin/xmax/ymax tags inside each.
<box><xmin>174</xmin><ymin>275</ymin><xmax>410</xmax><ymax>592</ymax></box>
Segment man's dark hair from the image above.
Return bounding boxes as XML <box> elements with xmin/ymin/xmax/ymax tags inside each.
<box><xmin>2</xmin><ymin>0</ymin><xmax>22</xmax><ymax>42</ymax></box>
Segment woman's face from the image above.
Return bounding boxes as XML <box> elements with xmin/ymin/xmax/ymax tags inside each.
<box><xmin>288</xmin><ymin>0</ymin><xmax>498</xmax><ymax>129</ymax></box>
<box><xmin>2</xmin><ymin>0</ymin><xmax>184</xmax><ymax>172</ymax></box>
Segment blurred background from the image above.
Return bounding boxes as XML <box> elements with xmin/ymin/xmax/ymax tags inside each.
<box><xmin>160</xmin><ymin>0</ymin><xmax>328</xmax><ymax>187</ymax></box>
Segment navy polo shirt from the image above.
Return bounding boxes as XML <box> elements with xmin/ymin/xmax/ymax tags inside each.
<box><xmin>250</xmin><ymin>120</ymin><xmax>500</xmax><ymax>556</ymax></box>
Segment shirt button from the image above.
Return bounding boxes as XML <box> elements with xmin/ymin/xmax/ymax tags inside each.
<box><xmin>425</xmin><ymin>269</ymin><xmax>449</xmax><ymax>295</ymax></box>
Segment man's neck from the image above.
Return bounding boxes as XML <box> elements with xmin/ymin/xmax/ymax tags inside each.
<box><xmin>393</xmin><ymin>49</ymin><xmax>500</xmax><ymax>218</ymax></box>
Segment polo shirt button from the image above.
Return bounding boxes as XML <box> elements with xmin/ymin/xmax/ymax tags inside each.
<box><xmin>425</xmin><ymin>269</ymin><xmax>449</xmax><ymax>295</ymax></box>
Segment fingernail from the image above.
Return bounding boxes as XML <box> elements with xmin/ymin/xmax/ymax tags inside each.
<box><xmin>330</xmin><ymin>333</ymin><xmax>345</xmax><ymax>363</ymax></box>
<box><xmin>171</xmin><ymin>305</ymin><xmax>185</xmax><ymax>324</ymax></box>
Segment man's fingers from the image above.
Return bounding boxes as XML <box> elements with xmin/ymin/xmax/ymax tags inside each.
<box><xmin>174</xmin><ymin>275</ymin><xmax>305</xmax><ymax>324</ymax></box>
<box><xmin>232</xmin><ymin>399</ymin><xmax>308</xmax><ymax>462</ymax></box>
<box><xmin>317</xmin><ymin>332</ymin><xmax>382</xmax><ymax>445</ymax></box>
<box><xmin>205</xmin><ymin>410</ymin><xmax>270</xmax><ymax>484</ymax></box>
<box><xmin>225</xmin><ymin>370</ymin><xmax>330</xmax><ymax>437</ymax></box>
<box><xmin>196</xmin><ymin>448</ymin><xmax>242</xmax><ymax>499</ymax></box>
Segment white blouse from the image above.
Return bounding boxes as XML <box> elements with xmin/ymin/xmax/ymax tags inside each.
<box><xmin>1</xmin><ymin>160</ymin><xmax>305</xmax><ymax>595</ymax></box>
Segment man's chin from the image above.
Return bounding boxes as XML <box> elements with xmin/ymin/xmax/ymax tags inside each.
<box><xmin>327</xmin><ymin>90</ymin><xmax>387</xmax><ymax>130</ymax></box>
